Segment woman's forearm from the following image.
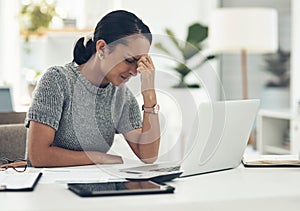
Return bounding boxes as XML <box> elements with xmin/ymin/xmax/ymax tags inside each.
<box><xmin>138</xmin><ymin>90</ymin><xmax>160</xmax><ymax>163</ymax></box>
<box><xmin>139</xmin><ymin>112</ymin><xmax>160</xmax><ymax>163</ymax></box>
<box><xmin>28</xmin><ymin>121</ymin><xmax>123</xmax><ymax>167</ymax></box>
<box><xmin>29</xmin><ymin>146</ymin><xmax>123</xmax><ymax>167</ymax></box>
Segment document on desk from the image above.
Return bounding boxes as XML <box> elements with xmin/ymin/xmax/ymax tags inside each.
<box><xmin>0</xmin><ymin>172</ymin><xmax>42</xmax><ymax>191</ymax></box>
<box><xmin>103</xmin><ymin>165</ymin><xmax>182</xmax><ymax>181</ymax></box>
<box><xmin>242</xmin><ymin>154</ymin><xmax>300</xmax><ymax>167</ymax></box>
<box><xmin>40</xmin><ymin>165</ymin><xmax>126</xmax><ymax>184</ymax></box>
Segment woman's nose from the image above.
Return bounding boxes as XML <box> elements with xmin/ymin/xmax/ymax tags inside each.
<box><xmin>128</xmin><ymin>65</ymin><xmax>138</xmax><ymax>76</ymax></box>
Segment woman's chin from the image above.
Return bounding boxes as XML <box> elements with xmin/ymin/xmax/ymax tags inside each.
<box><xmin>118</xmin><ymin>78</ymin><xmax>130</xmax><ymax>86</ymax></box>
<box><xmin>114</xmin><ymin>80</ymin><xmax>127</xmax><ymax>87</ymax></box>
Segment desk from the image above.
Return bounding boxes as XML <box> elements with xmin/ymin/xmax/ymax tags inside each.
<box><xmin>1</xmin><ymin>165</ymin><xmax>300</xmax><ymax>211</ymax></box>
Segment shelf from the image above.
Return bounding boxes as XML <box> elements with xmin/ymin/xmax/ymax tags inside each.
<box><xmin>20</xmin><ymin>28</ymin><xmax>93</xmax><ymax>38</ymax></box>
<box><xmin>256</xmin><ymin>1</ymin><xmax>300</xmax><ymax>156</ymax></box>
<box><xmin>264</xmin><ymin>145</ymin><xmax>290</xmax><ymax>155</ymax></box>
<box><xmin>259</xmin><ymin>109</ymin><xmax>293</xmax><ymax>120</ymax></box>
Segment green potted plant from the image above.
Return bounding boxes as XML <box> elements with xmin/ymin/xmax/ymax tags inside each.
<box><xmin>263</xmin><ymin>48</ymin><xmax>290</xmax><ymax>88</ymax></box>
<box><xmin>261</xmin><ymin>48</ymin><xmax>290</xmax><ymax>109</ymax></box>
<box><xmin>19</xmin><ymin>0</ymin><xmax>58</xmax><ymax>41</ymax></box>
<box><xmin>155</xmin><ymin>23</ymin><xmax>215</xmax><ymax>88</ymax></box>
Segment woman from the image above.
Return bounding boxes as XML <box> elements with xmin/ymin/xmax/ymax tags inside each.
<box><xmin>25</xmin><ymin>10</ymin><xmax>160</xmax><ymax>167</ymax></box>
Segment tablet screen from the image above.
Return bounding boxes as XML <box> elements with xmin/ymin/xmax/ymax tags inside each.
<box><xmin>68</xmin><ymin>181</ymin><xmax>175</xmax><ymax>197</ymax></box>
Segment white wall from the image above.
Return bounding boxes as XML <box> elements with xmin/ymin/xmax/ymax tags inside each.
<box><xmin>291</xmin><ymin>0</ymin><xmax>300</xmax><ymax>112</ymax></box>
<box><xmin>0</xmin><ymin>0</ymin><xmax>3</xmax><ymax>82</ymax></box>
<box><xmin>0</xmin><ymin>1</ymin><xmax>22</xmax><ymax>107</ymax></box>
<box><xmin>119</xmin><ymin>0</ymin><xmax>212</xmax><ymax>39</ymax></box>
<box><xmin>78</xmin><ymin>0</ymin><xmax>218</xmax><ymax>42</ymax></box>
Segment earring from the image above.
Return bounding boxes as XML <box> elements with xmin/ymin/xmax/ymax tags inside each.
<box><xmin>98</xmin><ymin>51</ymin><xmax>104</xmax><ymax>60</ymax></box>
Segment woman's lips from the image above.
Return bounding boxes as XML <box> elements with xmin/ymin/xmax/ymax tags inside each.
<box><xmin>121</xmin><ymin>75</ymin><xmax>130</xmax><ymax>82</ymax></box>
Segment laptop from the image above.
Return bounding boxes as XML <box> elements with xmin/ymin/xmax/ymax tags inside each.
<box><xmin>0</xmin><ymin>87</ymin><xmax>13</xmax><ymax>112</ymax></box>
<box><xmin>119</xmin><ymin>99</ymin><xmax>260</xmax><ymax>178</ymax></box>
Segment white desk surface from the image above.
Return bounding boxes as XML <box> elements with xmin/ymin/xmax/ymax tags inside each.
<box><xmin>1</xmin><ymin>165</ymin><xmax>300</xmax><ymax>211</ymax></box>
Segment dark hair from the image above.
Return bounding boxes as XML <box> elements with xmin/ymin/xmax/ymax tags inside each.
<box><xmin>73</xmin><ymin>10</ymin><xmax>152</xmax><ymax>65</ymax></box>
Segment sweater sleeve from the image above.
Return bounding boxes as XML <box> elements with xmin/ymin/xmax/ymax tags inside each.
<box><xmin>25</xmin><ymin>67</ymin><xmax>65</xmax><ymax>130</ymax></box>
<box><xmin>116</xmin><ymin>88</ymin><xmax>142</xmax><ymax>134</ymax></box>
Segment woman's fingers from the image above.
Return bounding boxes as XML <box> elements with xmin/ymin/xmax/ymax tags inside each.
<box><xmin>137</xmin><ymin>62</ymin><xmax>147</xmax><ymax>73</ymax></box>
<box><xmin>137</xmin><ymin>55</ymin><xmax>155</xmax><ymax>93</ymax></box>
<box><xmin>137</xmin><ymin>55</ymin><xmax>154</xmax><ymax>72</ymax></box>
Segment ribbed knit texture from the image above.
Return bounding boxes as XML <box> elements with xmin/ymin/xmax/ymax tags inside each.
<box><xmin>25</xmin><ymin>62</ymin><xmax>142</xmax><ymax>153</ymax></box>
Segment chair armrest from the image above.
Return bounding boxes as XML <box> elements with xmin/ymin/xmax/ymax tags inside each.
<box><xmin>0</xmin><ymin>112</ymin><xmax>27</xmax><ymax>124</ymax></box>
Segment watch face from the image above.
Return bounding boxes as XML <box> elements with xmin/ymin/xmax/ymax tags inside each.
<box><xmin>153</xmin><ymin>104</ymin><xmax>160</xmax><ymax>113</ymax></box>
<box><xmin>142</xmin><ymin>104</ymin><xmax>160</xmax><ymax>114</ymax></box>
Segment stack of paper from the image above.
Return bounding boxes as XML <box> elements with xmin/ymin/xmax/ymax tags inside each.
<box><xmin>242</xmin><ymin>154</ymin><xmax>300</xmax><ymax>167</ymax></box>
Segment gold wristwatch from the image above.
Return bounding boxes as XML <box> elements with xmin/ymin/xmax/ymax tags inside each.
<box><xmin>142</xmin><ymin>104</ymin><xmax>160</xmax><ymax>114</ymax></box>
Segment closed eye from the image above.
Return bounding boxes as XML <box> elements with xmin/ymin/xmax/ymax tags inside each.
<box><xmin>124</xmin><ymin>55</ymin><xmax>140</xmax><ymax>64</ymax></box>
<box><xmin>125</xmin><ymin>58</ymin><xmax>136</xmax><ymax>64</ymax></box>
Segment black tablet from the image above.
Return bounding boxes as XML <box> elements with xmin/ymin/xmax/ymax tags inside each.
<box><xmin>67</xmin><ymin>181</ymin><xmax>175</xmax><ymax>197</ymax></box>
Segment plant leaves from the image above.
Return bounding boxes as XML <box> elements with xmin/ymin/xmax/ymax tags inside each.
<box><xmin>165</xmin><ymin>28</ymin><xmax>184</xmax><ymax>53</ymax></box>
<box><xmin>183</xmin><ymin>23</ymin><xmax>208</xmax><ymax>60</ymax></box>
<box><xmin>174</xmin><ymin>63</ymin><xmax>191</xmax><ymax>78</ymax></box>
<box><xmin>154</xmin><ymin>43</ymin><xmax>175</xmax><ymax>58</ymax></box>
<box><xmin>19</xmin><ymin>0</ymin><xmax>58</xmax><ymax>35</ymax></box>
<box><xmin>154</xmin><ymin>22</ymin><xmax>215</xmax><ymax>88</ymax></box>
<box><xmin>263</xmin><ymin>48</ymin><xmax>290</xmax><ymax>87</ymax></box>
<box><xmin>186</xmin><ymin>23</ymin><xmax>208</xmax><ymax>46</ymax></box>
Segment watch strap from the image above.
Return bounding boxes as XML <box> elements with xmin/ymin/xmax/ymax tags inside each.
<box><xmin>142</xmin><ymin>104</ymin><xmax>160</xmax><ymax>114</ymax></box>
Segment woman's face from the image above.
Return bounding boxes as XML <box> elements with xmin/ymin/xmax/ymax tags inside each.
<box><xmin>99</xmin><ymin>36</ymin><xmax>151</xmax><ymax>86</ymax></box>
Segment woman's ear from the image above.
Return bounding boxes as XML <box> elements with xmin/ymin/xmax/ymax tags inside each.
<box><xmin>96</xmin><ymin>39</ymin><xmax>107</xmax><ymax>52</ymax></box>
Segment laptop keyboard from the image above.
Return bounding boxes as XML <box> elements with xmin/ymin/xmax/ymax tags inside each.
<box><xmin>149</xmin><ymin>166</ymin><xmax>181</xmax><ymax>172</ymax></box>
<box><xmin>121</xmin><ymin>164</ymin><xmax>181</xmax><ymax>173</ymax></box>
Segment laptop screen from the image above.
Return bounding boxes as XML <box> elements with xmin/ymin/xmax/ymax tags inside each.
<box><xmin>0</xmin><ymin>87</ymin><xmax>13</xmax><ymax>111</ymax></box>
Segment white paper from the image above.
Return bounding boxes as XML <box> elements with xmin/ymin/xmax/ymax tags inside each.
<box><xmin>0</xmin><ymin>172</ymin><xmax>41</xmax><ymax>190</ymax></box>
<box><xmin>243</xmin><ymin>154</ymin><xmax>299</xmax><ymax>162</ymax></box>
<box><xmin>104</xmin><ymin>166</ymin><xmax>182</xmax><ymax>180</ymax></box>
<box><xmin>40</xmin><ymin>165</ymin><xmax>126</xmax><ymax>184</ymax></box>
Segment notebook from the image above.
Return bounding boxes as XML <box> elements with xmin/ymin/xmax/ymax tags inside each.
<box><xmin>242</xmin><ymin>154</ymin><xmax>300</xmax><ymax>167</ymax></box>
<box><xmin>120</xmin><ymin>99</ymin><xmax>260</xmax><ymax>178</ymax></box>
<box><xmin>0</xmin><ymin>172</ymin><xmax>42</xmax><ymax>191</ymax></box>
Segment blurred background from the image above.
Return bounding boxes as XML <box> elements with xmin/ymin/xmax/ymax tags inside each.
<box><xmin>1</xmin><ymin>0</ymin><xmax>299</xmax><ymax>160</ymax></box>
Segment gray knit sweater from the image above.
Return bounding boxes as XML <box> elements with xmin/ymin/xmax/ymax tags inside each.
<box><xmin>25</xmin><ymin>62</ymin><xmax>142</xmax><ymax>153</ymax></box>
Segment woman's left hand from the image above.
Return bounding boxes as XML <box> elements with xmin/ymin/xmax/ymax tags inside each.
<box><xmin>137</xmin><ymin>55</ymin><xmax>155</xmax><ymax>94</ymax></box>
